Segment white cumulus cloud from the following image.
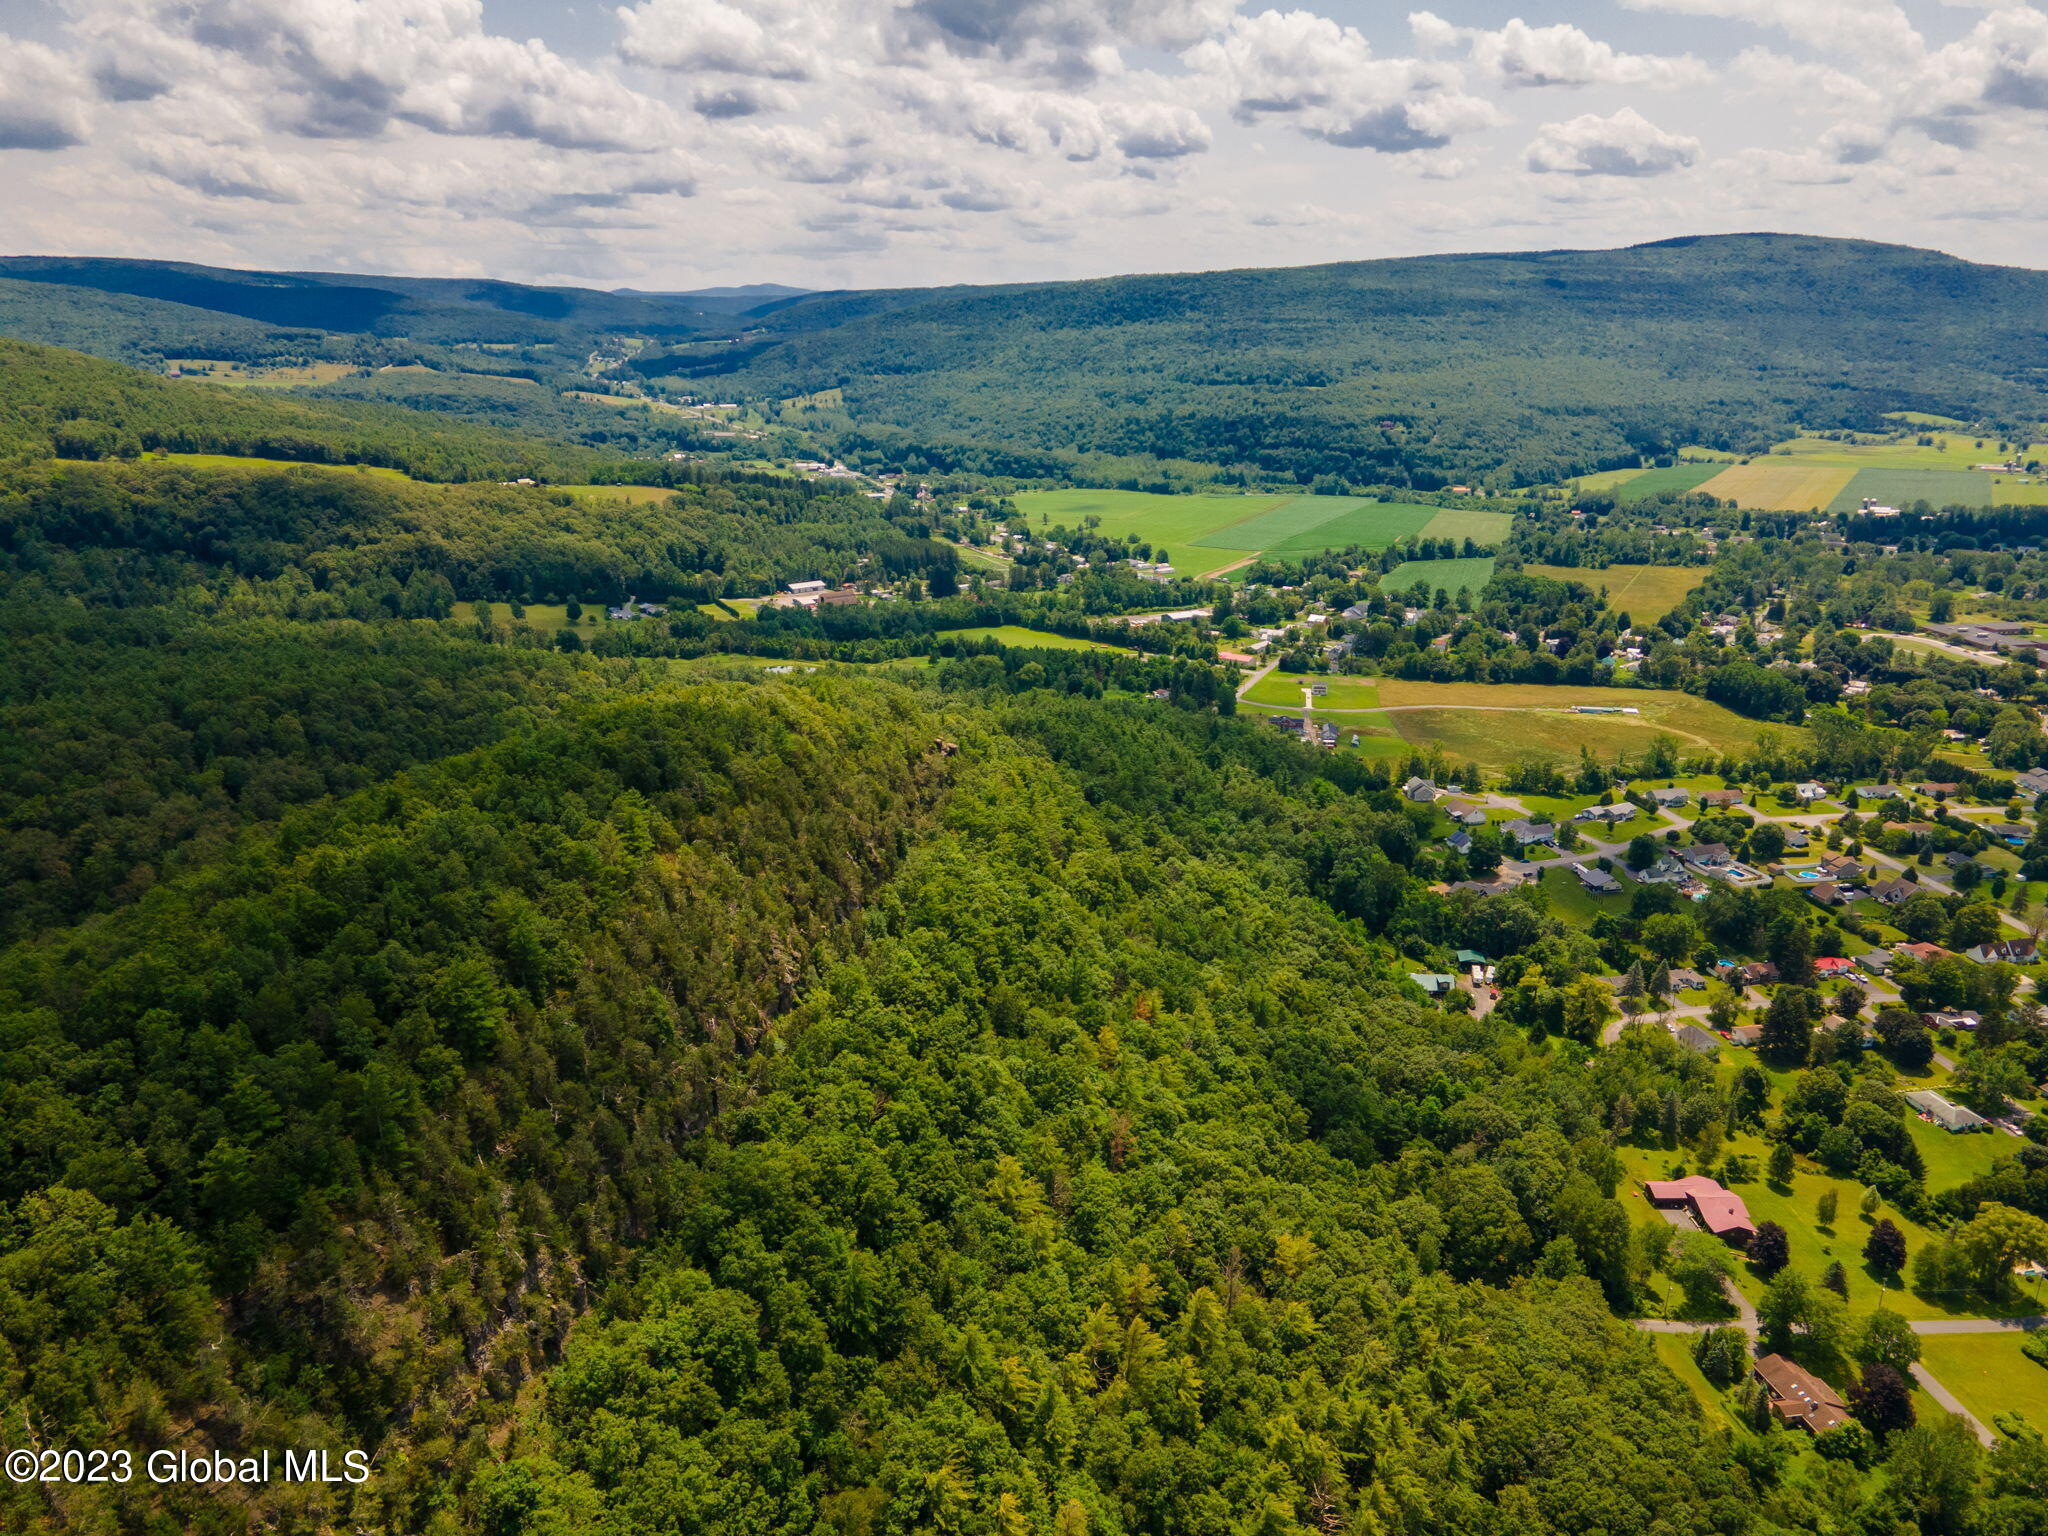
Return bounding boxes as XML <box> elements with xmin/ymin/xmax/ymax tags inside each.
<box><xmin>1411</xmin><ymin>13</ymin><xmax>1706</xmax><ymax>89</ymax></box>
<box><xmin>1526</xmin><ymin>106</ymin><xmax>1701</xmax><ymax>176</ymax></box>
<box><xmin>1187</xmin><ymin>9</ymin><xmax>1503</xmax><ymax>153</ymax></box>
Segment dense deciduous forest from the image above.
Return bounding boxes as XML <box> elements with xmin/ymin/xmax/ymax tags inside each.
<box><xmin>8</xmin><ymin>293</ymin><xmax>2048</xmax><ymax>1536</ymax></box>
<box><xmin>641</xmin><ymin>235</ymin><xmax>2048</xmax><ymax>488</ymax></box>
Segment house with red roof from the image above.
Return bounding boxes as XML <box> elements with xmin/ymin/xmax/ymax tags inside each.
<box><xmin>1643</xmin><ymin>1175</ymin><xmax>1757</xmax><ymax>1245</ymax></box>
<box><xmin>1814</xmin><ymin>957</ymin><xmax>1853</xmax><ymax>977</ymax></box>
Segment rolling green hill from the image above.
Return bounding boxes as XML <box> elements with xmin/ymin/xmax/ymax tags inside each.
<box><xmin>634</xmin><ymin>234</ymin><xmax>2048</xmax><ymax>489</ymax></box>
<box><xmin>0</xmin><ymin>256</ymin><xmax>741</xmax><ymax>349</ymax></box>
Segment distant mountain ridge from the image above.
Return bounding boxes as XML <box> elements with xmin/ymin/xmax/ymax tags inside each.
<box><xmin>623</xmin><ymin>232</ymin><xmax>2048</xmax><ymax>487</ymax></box>
<box><xmin>4</xmin><ymin>236</ymin><xmax>2046</xmax><ymax>486</ymax></box>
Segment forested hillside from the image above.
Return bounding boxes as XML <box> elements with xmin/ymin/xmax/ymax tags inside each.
<box><xmin>638</xmin><ymin>234</ymin><xmax>2048</xmax><ymax>488</ymax></box>
<box><xmin>0</xmin><ymin>339</ymin><xmax>585</xmax><ymax>479</ymax></box>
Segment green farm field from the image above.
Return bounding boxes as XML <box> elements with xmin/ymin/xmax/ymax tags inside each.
<box><xmin>942</xmin><ymin>625</ymin><xmax>1130</xmax><ymax>653</ymax></box>
<box><xmin>99</xmin><ymin>452</ymin><xmax>416</xmax><ymax>480</ymax></box>
<box><xmin>1526</xmin><ymin>563</ymin><xmax>1707</xmax><ymax>622</ymax></box>
<box><xmin>1694</xmin><ymin>462</ymin><xmax>1854</xmax><ymax>511</ymax></box>
<box><xmin>1570</xmin><ymin>467</ymin><xmax>1644</xmax><ymax>494</ymax></box>
<box><xmin>1612</xmin><ymin>463</ymin><xmax>1724</xmax><ymax>501</ymax></box>
<box><xmin>1383</xmin><ymin>557</ymin><xmax>1495</xmax><ymax>594</ymax></box>
<box><xmin>1773</xmin><ymin>429</ymin><xmax>2045</xmax><ymax>471</ymax></box>
<box><xmin>1010</xmin><ymin>489</ymin><xmax>1511</xmax><ymax>577</ymax></box>
<box><xmin>558</xmin><ymin>483</ymin><xmax>680</xmax><ymax>505</ymax></box>
<box><xmin>1829</xmin><ymin>467</ymin><xmax>1992</xmax><ymax>512</ymax></box>
<box><xmin>1411</xmin><ymin>506</ymin><xmax>1518</xmax><ymax>543</ymax></box>
<box><xmin>1361</xmin><ymin>679</ymin><xmax>1792</xmax><ymax>769</ymax></box>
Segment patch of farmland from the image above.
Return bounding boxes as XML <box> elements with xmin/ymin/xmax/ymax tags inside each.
<box><xmin>1693</xmin><ymin>462</ymin><xmax>1855</xmax><ymax>510</ymax></box>
<box><xmin>559</xmin><ymin>484</ymin><xmax>679</xmax><ymax>504</ymax></box>
<box><xmin>1825</xmin><ymin>468</ymin><xmax>1993</xmax><ymax>513</ymax></box>
<box><xmin>1368</xmin><ymin>679</ymin><xmax>1796</xmax><ymax>761</ymax></box>
<box><xmin>1009</xmin><ymin>488</ymin><xmax>1287</xmax><ymax>572</ymax></box>
<box><xmin>1417</xmin><ymin>506</ymin><xmax>1515</xmax><ymax>543</ymax></box>
<box><xmin>1525</xmin><ymin>563</ymin><xmax>1706</xmax><ymax>623</ymax></box>
<box><xmin>1262</xmin><ymin>500</ymin><xmax>1440</xmax><ymax>554</ymax></box>
<box><xmin>1382</xmin><ymin>557</ymin><xmax>1495</xmax><ymax>594</ymax></box>
<box><xmin>1192</xmin><ymin>494</ymin><xmax>1379</xmax><ymax>552</ymax></box>
<box><xmin>1611</xmin><ymin>463</ymin><xmax>1725</xmax><ymax>501</ymax></box>
<box><xmin>1569</xmin><ymin>467</ymin><xmax>1644</xmax><ymax>494</ymax></box>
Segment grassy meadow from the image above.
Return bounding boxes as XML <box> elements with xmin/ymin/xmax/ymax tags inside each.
<box><xmin>1915</xmin><ymin>1336</ymin><xmax>2048</xmax><ymax>1434</ymax></box>
<box><xmin>1383</xmin><ymin>556</ymin><xmax>1496</xmax><ymax>594</ymax></box>
<box><xmin>558</xmin><ymin>483</ymin><xmax>680</xmax><ymax>505</ymax></box>
<box><xmin>1694</xmin><ymin>462</ymin><xmax>1856</xmax><ymax>511</ymax></box>
<box><xmin>941</xmin><ymin>625</ymin><xmax>1131</xmax><ymax>653</ymax></box>
<box><xmin>1009</xmin><ymin>489</ymin><xmax>1512</xmax><ymax>577</ymax></box>
<box><xmin>1614</xmin><ymin>463</ymin><xmax>1725</xmax><ymax>500</ymax></box>
<box><xmin>1526</xmin><ymin>563</ymin><xmax>1707</xmax><ymax>622</ymax></box>
<box><xmin>1362</xmin><ymin>679</ymin><xmax>1791</xmax><ymax>769</ymax></box>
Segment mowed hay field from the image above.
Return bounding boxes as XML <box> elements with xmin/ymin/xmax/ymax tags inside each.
<box><xmin>1383</xmin><ymin>557</ymin><xmax>1495</xmax><ymax>594</ymax></box>
<box><xmin>559</xmin><ymin>484</ymin><xmax>680</xmax><ymax>505</ymax></box>
<box><xmin>1010</xmin><ymin>489</ymin><xmax>1513</xmax><ymax>577</ymax></box>
<box><xmin>1612</xmin><ymin>463</ymin><xmax>1724</xmax><ymax>501</ymax></box>
<box><xmin>1410</xmin><ymin>506</ymin><xmax>1517</xmax><ymax>543</ymax></box>
<box><xmin>1365</xmin><ymin>680</ymin><xmax>1793</xmax><ymax>770</ymax></box>
<box><xmin>1827</xmin><ymin>468</ymin><xmax>1988</xmax><ymax>512</ymax></box>
<box><xmin>1693</xmin><ymin>462</ymin><xmax>1855</xmax><ymax>510</ymax></box>
<box><xmin>1526</xmin><ymin>563</ymin><xmax>1707</xmax><ymax>622</ymax></box>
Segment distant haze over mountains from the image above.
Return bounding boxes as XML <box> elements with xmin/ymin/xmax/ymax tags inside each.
<box><xmin>615</xmin><ymin>284</ymin><xmax>814</xmax><ymax>299</ymax></box>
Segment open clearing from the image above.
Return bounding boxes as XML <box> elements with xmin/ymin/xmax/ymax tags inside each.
<box><xmin>1526</xmin><ymin>563</ymin><xmax>1707</xmax><ymax>622</ymax></box>
<box><xmin>558</xmin><ymin>484</ymin><xmax>679</xmax><ymax>504</ymax></box>
<box><xmin>1414</xmin><ymin>506</ymin><xmax>1517</xmax><ymax>543</ymax></box>
<box><xmin>1693</xmin><ymin>462</ymin><xmax>1856</xmax><ymax>510</ymax></box>
<box><xmin>1916</xmin><ymin>1336</ymin><xmax>2048</xmax><ymax>1432</ymax></box>
<box><xmin>1827</xmin><ymin>466</ymin><xmax>2048</xmax><ymax>511</ymax></box>
<box><xmin>1613</xmin><ymin>464</ymin><xmax>1725</xmax><ymax>501</ymax></box>
<box><xmin>1383</xmin><ymin>557</ymin><xmax>1496</xmax><ymax>594</ymax></box>
<box><xmin>1772</xmin><ymin>429</ymin><xmax>2045</xmax><ymax>471</ymax></box>
<box><xmin>166</xmin><ymin>359</ymin><xmax>359</xmax><ymax>387</ymax></box>
<box><xmin>1009</xmin><ymin>489</ymin><xmax>1512</xmax><ymax>576</ymax></box>
<box><xmin>1360</xmin><ymin>680</ymin><xmax>1791</xmax><ymax>767</ymax></box>
<box><xmin>942</xmin><ymin>625</ymin><xmax>1130</xmax><ymax>653</ymax></box>
<box><xmin>1195</xmin><ymin>495</ymin><xmax>1391</xmax><ymax>551</ymax></box>
<box><xmin>111</xmin><ymin>452</ymin><xmax>416</xmax><ymax>480</ymax></box>
<box><xmin>1244</xmin><ymin>673</ymin><xmax>1381</xmax><ymax>709</ymax></box>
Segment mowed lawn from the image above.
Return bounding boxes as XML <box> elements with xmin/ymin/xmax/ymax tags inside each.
<box><xmin>1694</xmin><ymin>462</ymin><xmax>1856</xmax><ymax>511</ymax></box>
<box><xmin>1526</xmin><ymin>563</ymin><xmax>1707</xmax><ymax>623</ymax></box>
<box><xmin>1383</xmin><ymin>557</ymin><xmax>1496</xmax><ymax>594</ymax></box>
<box><xmin>1244</xmin><ymin>672</ymin><xmax>1382</xmax><ymax>709</ymax></box>
<box><xmin>1916</xmin><ymin>1336</ymin><xmax>2048</xmax><ymax>1433</ymax></box>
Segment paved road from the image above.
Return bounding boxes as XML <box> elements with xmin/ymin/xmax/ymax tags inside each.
<box><xmin>1913</xmin><ymin>1363</ymin><xmax>1998</xmax><ymax>1447</ymax></box>
<box><xmin>1912</xmin><ymin>1315</ymin><xmax>2047</xmax><ymax>1334</ymax></box>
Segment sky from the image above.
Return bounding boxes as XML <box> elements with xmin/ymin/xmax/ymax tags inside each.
<box><xmin>1</xmin><ymin>0</ymin><xmax>2045</xmax><ymax>292</ymax></box>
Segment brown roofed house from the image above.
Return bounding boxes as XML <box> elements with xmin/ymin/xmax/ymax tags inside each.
<box><xmin>1894</xmin><ymin>941</ymin><xmax>1952</xmax><ymax>965</ymax></box>
<box><xmin>1753</xmin><ymin>1354</ymin><xmax>1852</xmax><ymax>1436</ymax></box>
<box><xmin>1700</xmin><ymin>789</ymin><xmax>1746</xmax><ymax>808</ymax></box>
